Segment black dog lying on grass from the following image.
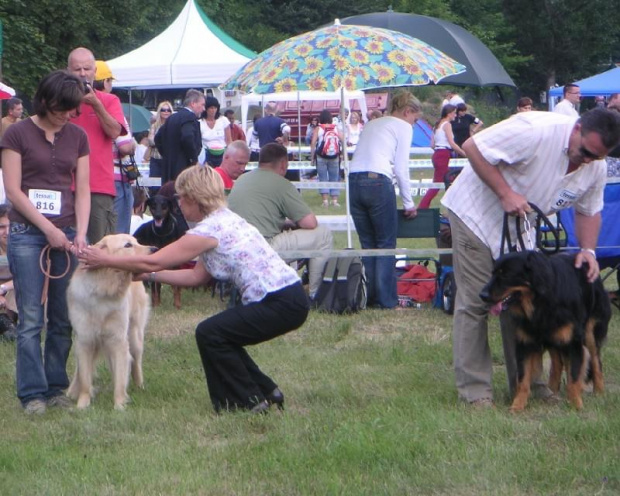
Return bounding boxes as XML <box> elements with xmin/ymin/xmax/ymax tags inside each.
<box><xmin>480</xmin><ymin>251</ymin><xmax>610</xmax><ymax>412</ymax></box>
<box><xmin>133</xmin><ymin>192</ymin><xmax>188</xmax><ymax>309</ymax></box>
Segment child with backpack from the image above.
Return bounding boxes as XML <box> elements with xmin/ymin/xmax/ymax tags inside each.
<box><xmin>311</xmin><ymin>109</ymin><xmax>343</xmax><ymax>208</ymax></box>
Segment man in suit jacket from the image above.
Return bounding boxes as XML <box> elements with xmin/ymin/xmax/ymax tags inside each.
<box><xmin>155</xmin><ymin>89</ymin><xmax>205</xmax><ymax>184</ymax></box>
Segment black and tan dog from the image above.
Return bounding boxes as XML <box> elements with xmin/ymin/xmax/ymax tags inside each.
<box><xmin>480</xmin><ymin>251</ymin><xmax>610</xmax><ymax>411</ymax></box>
<box><xmin>134</xmin><ymin>193</ymin><xmax>188</xmax><ymax>309</ymax></box>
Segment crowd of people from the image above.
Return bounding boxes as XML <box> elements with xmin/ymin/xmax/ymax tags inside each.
<box><xmin>2</xmin><ymin>49</ymin><xmax>620</xmax><ymax>417</ymax></box>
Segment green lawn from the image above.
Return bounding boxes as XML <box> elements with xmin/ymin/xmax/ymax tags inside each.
<box><xmin>1</xmin><ymin>282</ymin><xmax>619</xmax><ymax>495</ymax></box>
<box><xmin>1</xmin><ymin>188</ymin><xmax>619</xmax><ymax>495</ymax></box>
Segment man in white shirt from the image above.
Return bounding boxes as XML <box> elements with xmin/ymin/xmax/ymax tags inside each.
<box><xmin>553</xmin><ymin>83</ymin><xmax>580</xmax><ymax>117</ymax></box>
<box><xmin>442</xmin><ymin>90</ymin><xmax>465</xmax><ymax>108</ymax></box>
<box><xmin>442</xmin><ymin>108</ymin><xmax>620</xmax><ymax>407</ymax></box>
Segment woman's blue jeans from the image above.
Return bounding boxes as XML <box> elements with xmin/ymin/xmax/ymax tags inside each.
<box><xmin>316</xmin><ymin>157</ymin><xmax>341</xmax><ymax>197</ymax></box>
<box><xmin>348</xmin><ymin>172</ymin><xmax>398</xmax><ymax>308</ymax></box>
<box><xmin>114</xmin><ymin>180</ymin><xmax>134</xmax><ymax>234</ymax></box>
<box><xmin>8</xmin><ymin>223</ymin><xmax>77</xmax><ymax>405</ymax></box>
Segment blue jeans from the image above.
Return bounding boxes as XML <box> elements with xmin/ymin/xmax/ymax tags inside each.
<box><xmin>8</xmin><ymin>223</ymin><xmax>78</xmax><ymax>405</ymax></box>
<box><xmin>316</xmin><ymin>157</ymin><xmax>341</xmax><ymax>197</ymax></box>
<box><xmin>149</xmin><ymin>157</ymin><xmax>163</xmax><ymax>179</ymax></box>
<box><xmin>114</xmin><ymin>180</ymin><xmax>134</xmax><ymax>234</ymax></box>
<box><xmin>349</xmin><ymin>172</ymin><xmax>398</xmax><ymax>308</ymax></box>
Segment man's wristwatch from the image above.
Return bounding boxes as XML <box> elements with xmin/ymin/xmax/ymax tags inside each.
<box><xmin>0</xmin><ymin>284</ymin><xmax>8</xmax><ymax>296</ymax></box>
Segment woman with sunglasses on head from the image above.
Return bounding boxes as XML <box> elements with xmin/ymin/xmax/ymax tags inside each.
<box><xmin>80</xmin><ymin>165</ymin><xmax>309</xmax><ymax>414</ymax></box>
<box><xmin>148</xmin><ymin>101</ymin><xmax>173</xmax><ymax>181</ymax></box>
<box><xmin>348</xmin><ymin>90</ymin><xmax>421</xmax><ymax>309</ymax></box>
<box><xmin>0</xmin><ymin>70</ymin><xmax>90</xmax><ymax>415</ymax></box>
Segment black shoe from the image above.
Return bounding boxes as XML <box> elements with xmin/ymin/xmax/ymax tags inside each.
<box><xmin>266</xmin><ymin>387</ymin><xmax>284</xmax><ymax>410</ymax></box>
<box><xmin>250</xmin><ymin>400</ymin><xmax>270</xmax><ymax>415</ymax></box>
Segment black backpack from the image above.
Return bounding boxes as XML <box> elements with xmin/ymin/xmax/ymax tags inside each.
<box><xmin>314</xmin><ymin>256</ymin><xmax>367</xmax><ymax>314</ymax></box>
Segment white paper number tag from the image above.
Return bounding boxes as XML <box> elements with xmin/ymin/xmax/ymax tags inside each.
<box><xmin>552</xmin><ymin>188</ymin><xmax>577</xmax><ymax>210</ymax></box>
<box><xmin>29</xmin><ymin>189</ymin><xmax>62</xmax><ymax>216</ymax></box>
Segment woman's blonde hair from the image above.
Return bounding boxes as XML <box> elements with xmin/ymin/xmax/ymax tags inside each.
<box><xmin>389</xmin><ymin>91</ymin><xmax>422</xmax><ymax>114</ymax></box>
<box><xmin>153</xmin><ymin>100</ymin><xmax>173</xmax><ymax>129</ymax></box>
<box><xmin>175</xmin><ymin>165</ymin><xmax>226</xmax><ymax>217</ymax></box>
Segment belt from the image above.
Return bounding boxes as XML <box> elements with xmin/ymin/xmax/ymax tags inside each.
<box><xmin>349</xmin><ymin>171</ymin><xmax>388</xmax><ymax>179</ymax></box>
<box><xmin>435</xmin><ymin>147</ymin><xmax>452</xmax><ymax>150</ymax></box>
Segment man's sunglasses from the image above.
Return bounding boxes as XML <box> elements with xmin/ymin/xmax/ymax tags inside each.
<box><xmin>579</xmin><ymin>145</ymin><xmax>605</xmax><ymax>161</ymax></box>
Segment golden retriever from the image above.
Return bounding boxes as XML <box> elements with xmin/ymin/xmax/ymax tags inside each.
<box><xmin>67</xmin><ymin>234</ymin><xmax>151</xmax><ymax>410</ymax></box>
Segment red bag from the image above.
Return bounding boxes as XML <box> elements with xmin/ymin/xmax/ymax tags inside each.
<box><xmin>397</xmin><ymin>265</ymin><xmax>436</xmax><ymax>302</ymax></box>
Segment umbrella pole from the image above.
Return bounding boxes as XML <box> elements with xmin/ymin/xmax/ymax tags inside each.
<box><xmin>341</xmin><ymin>87</ymin><xmax>352</xmax><ymax>248</ymax></box>
<box><xmin>297</xmin><ymin>91</ymin><xmax>302</xmax><ymax>165</ymax></box>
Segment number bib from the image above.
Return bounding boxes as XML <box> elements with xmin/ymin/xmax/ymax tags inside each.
<box><xmin>552</xmin><ymin>188</ymin><xmax>577</xmax><ymax>210</ymax></box>
<box><xmin>29</xmin><ymin>189</ymin><xmax>62</xmax><ymax>216</ymax></box>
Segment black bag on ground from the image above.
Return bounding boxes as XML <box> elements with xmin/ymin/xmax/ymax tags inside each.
<box><xmin>314</xmin><ymin>256</ymin><xmax>367</xmax><ymax>314</ymax></box>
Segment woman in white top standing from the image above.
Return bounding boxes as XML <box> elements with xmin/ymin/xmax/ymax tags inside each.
<box><xmin>349</xmin><ymin>91</ymin><xmax>421</xmax><ymax>309</ymax></box>
<box><xmin>346</xmin><ymin>111</ymin><xmax>363</xmax><ymax>159</ymax></box>
<box><xmin>81</xmin><ymin>165</ymin><xmax>309</xmax><ymax>414</ymax></box>
<box><xmin>418</xmin><ymin>104</ymin><xmax>466</xmax><ymax>209</ymax></box>
<box><xmin>200</xmin><ymin>96</ymin><xmax>231</xmax><ymax>168</ymax></box>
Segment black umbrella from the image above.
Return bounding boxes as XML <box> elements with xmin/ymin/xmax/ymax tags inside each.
<box><xmin>341</xmin><ymin>12</ymin><xmax>515</xmax><ymax>87</ymax></box>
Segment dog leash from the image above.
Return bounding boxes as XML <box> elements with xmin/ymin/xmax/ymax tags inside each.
<box><xmin>500</xmin><ymin>202</ymin><xmax>561</xmax><ymax>256</ymax></box>
<box><xmin>39</xmin><ymin>245</ymin><xmax>72</xmax><ymax>305</ymax></box>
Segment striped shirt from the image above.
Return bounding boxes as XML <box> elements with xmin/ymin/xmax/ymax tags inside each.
<box><xmin>442</xmin><ymin>111</ymin><xmax>606</xmax><ymax>259</ymax></box>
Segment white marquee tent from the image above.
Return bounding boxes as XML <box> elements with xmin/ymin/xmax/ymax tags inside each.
<box><xmin>107</xmin><ymin>0</ymin><xmax>255</xmax><ymax>89</ymax></box>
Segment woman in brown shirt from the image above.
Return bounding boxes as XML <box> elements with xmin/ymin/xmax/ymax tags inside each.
<box><xmin>1</xmin><ymin>70</ymin><xmax>90</xmax><ymax>415</ymax></box>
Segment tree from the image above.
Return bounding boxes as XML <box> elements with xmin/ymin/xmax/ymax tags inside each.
<box><xmin>0</xmin><ymin>0</ymin><xmax>177</xmax><ymax>96</ymax></box>
<box><xmin>502</xmin><ymin>0</ymin><xmax>620</xmax><ymax>95</ymax></box>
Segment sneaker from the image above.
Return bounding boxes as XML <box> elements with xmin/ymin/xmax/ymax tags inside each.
<box><xmin>48</xmin><ymin>394</ymin><xmax>74</xmax><ymax>409</ymax></box>
<box><xmin>331</xmin><ymin>200</ymin><xmax>340</xmax><ymax>207</ymax></box>
<box><xmin>24</xmin><ymin>399</ymin><xmax>47</xmax><ymax>415</ymax></box>
<box><xmin>531</xmin><ymin>384</ymin><xmax>554</xmax><ymax>400</ymax></box>
<box><xmin>322</xmin><ymin>200</ymin><xmax>329</xmax><ymax>208</ymax></box>
<box><xmin>469</xmin><ymin>398</ymin><xmax>495</xmax><ymax>409</ymax></box>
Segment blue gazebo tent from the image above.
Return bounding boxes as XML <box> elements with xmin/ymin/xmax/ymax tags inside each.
<box><xmin>549</xmin><ymin>67</ymin><xmax>620</xmax><ymax>98</ymax></box>
<box><xmin>413</xmin><ymin>119</ymin><xmax>433</xmax><ymax>148</ymax></box>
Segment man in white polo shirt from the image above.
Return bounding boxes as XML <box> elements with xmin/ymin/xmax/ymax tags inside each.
<box><xmin>442</xmin><ymin>108</ymin><xmax>620</xmax><ymax>407</ymax></box>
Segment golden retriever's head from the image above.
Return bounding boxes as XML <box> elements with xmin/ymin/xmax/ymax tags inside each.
<box><xmin>96</xmin><ymin>234</ymin><xmax>154</xmax><ymax>257</ymax></box>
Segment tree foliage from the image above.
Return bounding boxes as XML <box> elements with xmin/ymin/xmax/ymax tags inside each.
<box><xmin>0</xmin><ymin>0</ymin><xmax>619</xmax><ymax>101</ymax></box>
<box><xmin>502</xmin><ymin>0</ymin><xmax>620</xmax><ymax>95</ymax></box>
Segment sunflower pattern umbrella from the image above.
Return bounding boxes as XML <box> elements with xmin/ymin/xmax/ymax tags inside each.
<box><xmin>221</xmin><ymin>22</ymin><xmax>466</xmax><ymax>93</ymax></box>
<box><xmin>222</xmin><ymin>21</ymin><xmax>466</xmax><ymax>247</ymax></box>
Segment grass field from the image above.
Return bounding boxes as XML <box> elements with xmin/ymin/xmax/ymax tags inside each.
<box><xmin>1</xmin><ymin>190</ymin><xmax>619</xmax><ymax>495</ymax></box>
<box><xmin>1</xmin><ymin>287</ymin><xmax>619</xmax><ymax>495</ymax></box>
